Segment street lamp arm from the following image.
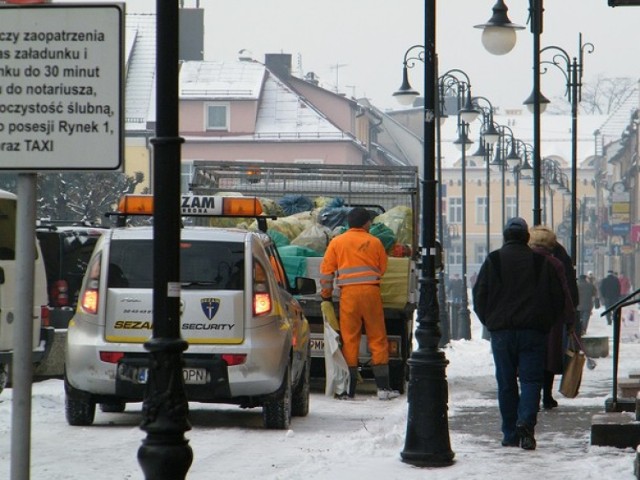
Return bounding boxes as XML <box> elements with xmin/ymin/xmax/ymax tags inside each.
<box><xmin>540</xmin><ymin>35</ymin><xmax>594</xmax><ymax>103</ymax></box>
<box><xmin>402</xmin><ymin>44</ymin><xmax>426</xmax><ymax>68</ymax></box>
<box><xmin>441</xmin><ymin>68</ymin><xmax>473</xmax><ymax>87</ymax></box>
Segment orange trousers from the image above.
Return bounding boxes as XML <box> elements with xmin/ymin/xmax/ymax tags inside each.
<box><xmin>338</xmin><ymin>284</ymin><xmax>389</xmax><ymax>367</ymax></box>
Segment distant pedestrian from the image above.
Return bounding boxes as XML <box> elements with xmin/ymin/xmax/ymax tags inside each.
<box><xmin>528</xmin><ymin>226</ymin><xmax>576</xmax><ymax>411</ymax></box>
<box><xmin>473</xmin><ymin>217</ymin><xmax>565</xmax><ymax>451</ymax></box>
<box><xmin>599</xmin><ymin>271</ymin><xmax>621</xmax><ymax>325</ymax></box>
<box><xmin>618</xmin><ymin>272</ymin><xmax>632</xmax><ymax>297</ymax></box>
<box><xmin>448</xmin><ymin>273</ymin><xmax>464</xmax><ymax>304</ymax></box>
<box><xmin>577</xmin><ymin>274</ymin><xmax>597</xmax><ymax>335</ymax></box>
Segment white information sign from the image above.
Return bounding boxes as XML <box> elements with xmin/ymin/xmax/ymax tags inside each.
<box><xmin>0</xmin><ymin>3</ymin><xmax>124</xmax><ymax>170</ymax></box>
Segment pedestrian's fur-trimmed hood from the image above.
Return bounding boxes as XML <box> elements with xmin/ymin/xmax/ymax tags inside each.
<box><xmin>528</xmin><ymin>225</ymin><xmax>557</xmax><ymax>251</ymax></box>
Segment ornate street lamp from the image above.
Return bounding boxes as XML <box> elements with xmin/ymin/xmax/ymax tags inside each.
<box><xmin>476</xmin><ymin>0</ymin><xmax>544</xmax><ymax>226</ymax></box>
<box><xmin>510</xmin><ymin>140</ymin><xmax>534</xmax><ymax>217</ymax></box>
<box><xmin>445</xmin><ymin>71</ymin><xmax>479</xmax><ymax>341</ymax></box>
<box><xmin>472</xmin><ymin>97</ymin><xmax>499</xmax><ymax>252</ymax></box>
<box><xmin>137</xmin><ymin>1</ymin><xmax>193</xmax><ymax>479</ymax></box>
<box><xmin>489</xmin><ymin>123</ymin><xmax>517</xmax><ymax>227</ymax></box>
<box><xmin>392</xmin><ymin>0</ymin><xmax>455</xmax><ymax>467</ymax></box>
<box><xmin>531</xmin><ymin>34</ymin><xmax>594</xmax><ymax>267</ymax></box>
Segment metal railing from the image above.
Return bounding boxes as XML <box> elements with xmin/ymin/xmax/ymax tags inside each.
<box><xmin>601</xmin><ymin>286</ymin><xmax>640</xmax><ymax>410</ymax></box>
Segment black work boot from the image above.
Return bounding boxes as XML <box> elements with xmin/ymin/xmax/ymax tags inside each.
<box><xmin>348</xmin><ymin>367</ymin><xmax>358</xmax><ymax>398</ymax></box>
<box><xmin>372</xmin><ymin>364</ymin><xmax>400</xmax><ymax>400</ymax></box>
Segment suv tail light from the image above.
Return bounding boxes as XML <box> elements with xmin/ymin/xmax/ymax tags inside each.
<box><xmin>253</xmin><ymin>262</ymin><xmax>272</xmax><ymax>316</ymax></box>
<box><xmin>222</xmin><ymin>354</ymin><xmax>247</xmax><ymax>366</ymax></box>
<box><xmin>40</xmin><ymin>305</ymin><xmax>51</xmax><ymax>327</ymax></box>
<box><xmin>254</xmin><ymin>293</ymin><xmax>272</xmax><ymax>315</ymax></box>
<box><xmin>51</xmin><ymin>279</ymin><xmax>69</xmax><ymax>307</ymax></box>
<box><xmin>81</xmin><ymin>286</ymin><xmax>99</xmax><ymax>314</ymax></box>
<box><xmin>100</xmin><ymin>351</ymin><xmax>125</xmax><ymax>363</ymax></box>
<box><xmin>80</xmin><ymin>253</ymin><xmax>101</xmax><ymax>315</ymax></box>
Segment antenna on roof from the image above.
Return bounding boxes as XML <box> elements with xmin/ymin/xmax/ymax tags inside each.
<box><xmin>238</xmin><ymin>49</ymin><xmax>254</xmax><ymax>62</ymax></box>
<box><xmin>296</xmin><ymin>53</ymin><xmax>304</xmax><ymax>77</ymax></box>
<box><xmin>329</xmin><ymin>63</ymin><xmax>348</xmax><ymax>94</ymax></box>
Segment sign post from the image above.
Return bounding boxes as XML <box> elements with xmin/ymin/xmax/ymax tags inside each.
<box><xmin>0</xmin><ymin>4</ymin><xmax>123</xmax><ymax>480</ymax></box>
<box><xmin>0</xmin><ymin>3</ymin><xmax>123</xmax><ymax>170</ymax></box>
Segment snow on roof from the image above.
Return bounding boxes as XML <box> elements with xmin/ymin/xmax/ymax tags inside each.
<box><xmin>179</xmin><ymin>61</ymin><xmax>266</xmax><ymax>100</ymax></box>
<box><xmin>124</xmin><ymin>14</ymin><xmax>156</xmax><ymax>131</ymax></box>
<box><xmin>597</xmin><ymin>87</ymin><xmax>639</xmax><ymax>147</ymax></box>
<box><xmin>255</xmin><ymin>73</ymin><xmax>348</xmax><ymax>139</ymax></box>
<box><xmin>182</xmin><ymin>67</ymin><xmax>353</xmax><ymax>143</ymax></box>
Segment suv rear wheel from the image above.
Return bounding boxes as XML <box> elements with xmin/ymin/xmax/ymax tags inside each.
<box><xmin>64</xmin><ymin>378</ymin><xmax>96</xmax><ymax>426</ymax></box>
<box><xmin>291</xmin><ymin>350</ymin><xmax>310</xmax><ymax>417</ymax></box>
<box><xmin>263</xmin><ymin>364</ymin><xmax>292</xmax><ymax>429</ymax></box>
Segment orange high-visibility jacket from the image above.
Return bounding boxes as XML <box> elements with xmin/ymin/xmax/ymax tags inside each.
<box><xmin>320</xmin><ymin>228</ymin><xmax>387</xmax><ymax>298</ymax></box>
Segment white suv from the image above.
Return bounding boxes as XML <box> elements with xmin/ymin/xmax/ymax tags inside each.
<box><xmin>64</xmin><ymin>195</ymin><xmax>316</xmax><ymax>429</ymax></box>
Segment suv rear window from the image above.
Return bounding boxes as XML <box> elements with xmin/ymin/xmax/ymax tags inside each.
<box><xmin>108</xmin><ymin>240</ymin><xmax>245</xmax><ymax>290</ymax></box>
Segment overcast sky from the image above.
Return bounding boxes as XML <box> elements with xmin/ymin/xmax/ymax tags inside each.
<box><xmin>64</xmin><ymin>0</ymin><xmax>640</xmax><ymax>111</ymax></box>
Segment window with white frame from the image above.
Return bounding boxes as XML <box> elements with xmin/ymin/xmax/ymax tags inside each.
<box><xmin>475</xmin><ymin>243</ymin><xmax>488</xmax><ymax>265</ymax></box>
<box><xmin>449</xmin><ymin>197</ymin><xmax>462</xmax><ymax>224</ymax></box>
<box><xmin>506</xmin><ymin>196</ymin><xmax>517</xmax><ymax>220</ymax></box>
<box><xmin>476</xmin><ymin>196</ymin><xmax>488</xmax><ymax>224</ymax></box>
<box><xmin>180</xmin><ymin>161</ymin><xmax>194</xmax><ymax>194</ymax></box>
<box><xmin>447</xmin><ymin>243</ymin><xmax>462</xmax><ymax>267</ymax></box>
<box><xmin>206</xmin><ymin>103</ymin><xmax>229</xmax><ymax>131</ymax></box>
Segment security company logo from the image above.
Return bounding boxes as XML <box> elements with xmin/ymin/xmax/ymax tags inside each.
<box><xmin>200</xmin><ymin>298</ymin><xmax>220</xmax><ymax>320</ymax></box>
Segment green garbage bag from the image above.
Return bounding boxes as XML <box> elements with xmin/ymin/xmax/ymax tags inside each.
<box><xmin>369</xmin><ymin>222</ymin><xmax>396</xmax><ymax>251</ymax></box>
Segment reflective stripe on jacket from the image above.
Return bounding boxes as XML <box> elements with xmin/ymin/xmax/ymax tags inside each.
<box><xmin>320</xmin><ymin>227</ymin><xmax>387</xmax><ymax>299</ymax></box>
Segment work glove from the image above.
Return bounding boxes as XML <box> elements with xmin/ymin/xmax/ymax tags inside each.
<box><xmin>321</xmin><ymin>300</ymin><xmax>340</xmax><ymax>331</ymax></box>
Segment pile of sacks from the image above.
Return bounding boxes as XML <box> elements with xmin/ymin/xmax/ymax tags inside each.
<box><xmin>203</xmin><ymin>194</ymin><xmax>414</xmax><ymax>283</ymax></box>
<box><xmin>261</xmin><ymin>195</ymin><xmax>413</xmax><ymax>257</ymax></box>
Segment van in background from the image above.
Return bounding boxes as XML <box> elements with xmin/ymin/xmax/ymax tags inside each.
<box><xmin>0</xmin><ymin>190</ymin><xmax>53</xmax><ymax>392</ymax></box>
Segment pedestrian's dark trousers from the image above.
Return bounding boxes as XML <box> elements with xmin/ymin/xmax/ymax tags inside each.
<box><xmin>490</xmin><ymin>329</ymin><xmax>546</xmax><ymax>444</ymax></box>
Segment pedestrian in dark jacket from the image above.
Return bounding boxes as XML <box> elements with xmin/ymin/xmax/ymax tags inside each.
<box><xmin>528</xmin><ymin>226</ymin><xmax>576</xmax><ymax>410</ymax></box>
<box><xmin>473</xmin><ymin>217</ymin><xmax>565</xmax><ymax>451</ymax></box>
<box><xmin>577</xmin><ymin>274</ymin><xmax>597</xmax><ymax>335</ymax></box>
<box><xmin>599</xmin><ymin>271</ymin><xmax>621</xmax><ymax>325</ymax></box>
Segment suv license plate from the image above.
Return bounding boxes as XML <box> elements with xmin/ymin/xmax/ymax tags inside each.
<box><xmin>138</xmin><ymin>367</ymin><xmax>208</xmax><ymax>385</ymax></box>
<box><xmin>310</xmin><ymin>338</ymin><xmax>324</xmax><ymax>355</ymax></box>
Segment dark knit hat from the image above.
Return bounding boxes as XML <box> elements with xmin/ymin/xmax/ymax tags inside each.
<box><xmin>347</xmin><ymin>207</ymin><xmax>371</xmax><ymax>228</ymax></box>
<box><xmin>503</xmin><ymin>217</ymin><xmax>530</xmax><ymax>243</ymax></box>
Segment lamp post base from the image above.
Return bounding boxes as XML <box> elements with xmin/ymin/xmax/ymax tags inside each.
<box><xmin>401</xmin><ymin>349</ymin><xmax>455</xmax><ymax>467</ymax></box>
<box><xmin>138</xmin><ymin>337</ymin><xmax>193</xmax><ymax>480</ymax></box>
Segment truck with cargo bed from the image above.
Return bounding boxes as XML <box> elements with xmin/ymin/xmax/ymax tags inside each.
<box><xmin>190</xmin><ymin>161</ymin><xmax>419</xmax><ymax>393</ymax></box>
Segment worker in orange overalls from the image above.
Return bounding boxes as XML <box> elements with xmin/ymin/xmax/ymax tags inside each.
<box><xmin>320</xmin><ymin>207</ymin><xmax>399</xmax><ymax>400</ymax></box>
